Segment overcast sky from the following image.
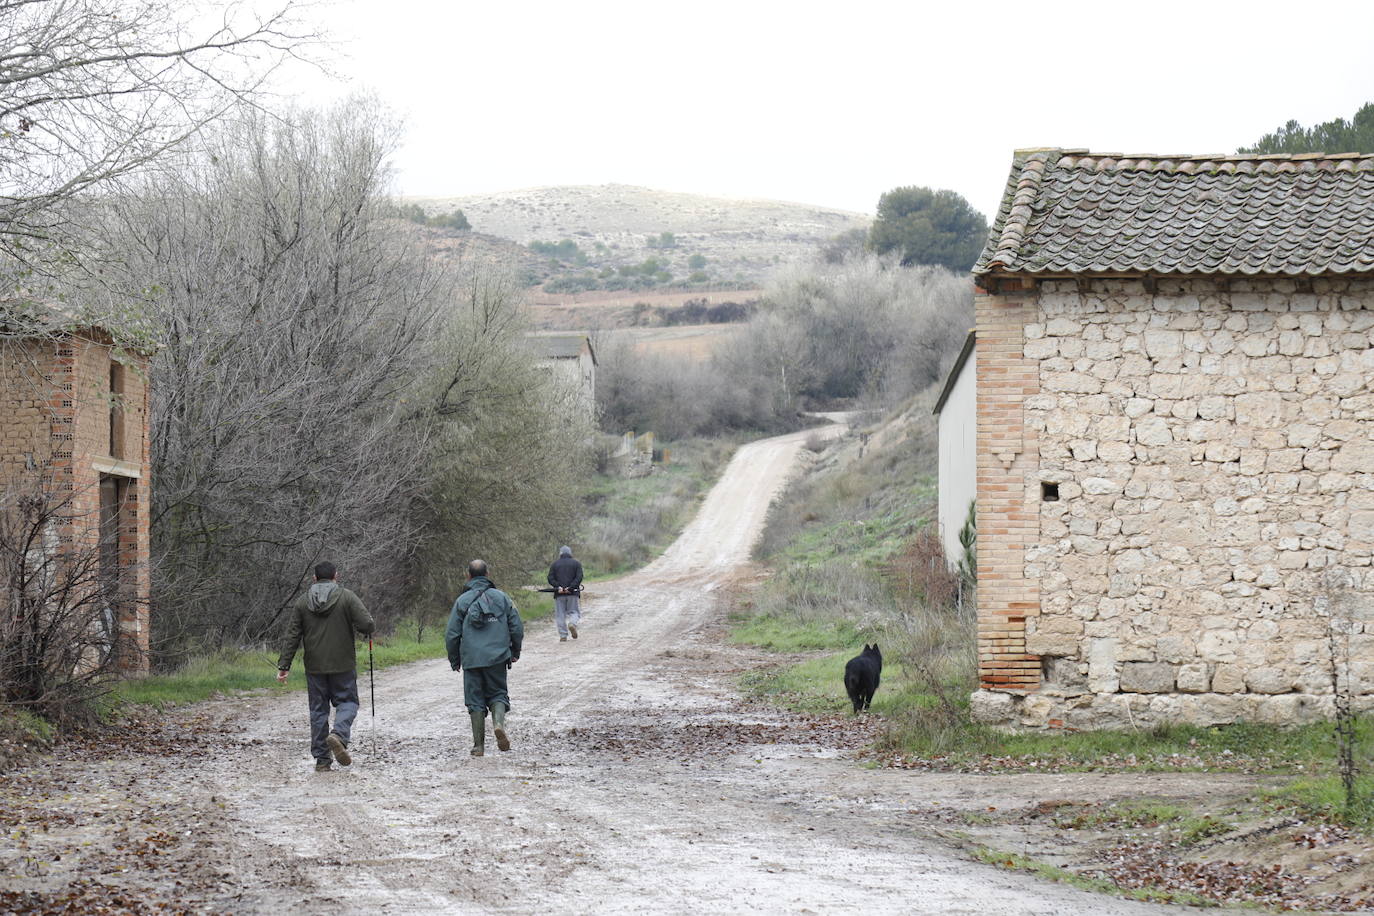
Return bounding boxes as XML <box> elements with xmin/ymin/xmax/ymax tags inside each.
<box><xmin>288</xmin><ymin>0</ymin><xmax>1374</xmax><ymax>219</ymax></box>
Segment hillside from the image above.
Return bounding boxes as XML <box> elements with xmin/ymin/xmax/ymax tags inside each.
<box><xmin>408</xmin><ymin>184</ymin><xmax>871</xmax><ymax>290</ymax></box>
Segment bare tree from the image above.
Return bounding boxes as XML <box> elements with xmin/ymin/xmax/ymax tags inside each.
<box><xmin>758</xmin><ymin>254</ymin><xmax>973</xmax><ymax>406</ymax></box>
<box><xmin>0</xmin><ymin>0</ymin><xmax>311</xmax><ymax>273</ymax></box>
<box><xmin>0</xmin><ymin>473</ymin><xmax>129</xmax><ymax>720</ymax></box>
<box><xmin>597</xmin><ymin>253</ymin><xmax>973</xmax><ymax>438</ymax></box>
<box><xmin>81</xmin><ymin>101</ymin><xmax>444</xmax><ymax>655</ymax></box>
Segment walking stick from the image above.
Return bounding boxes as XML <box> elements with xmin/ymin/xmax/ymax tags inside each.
<box><xmin>368</xmin><ymin>636</ymin><xmax>375</xmax><ymax>718</ymax></box>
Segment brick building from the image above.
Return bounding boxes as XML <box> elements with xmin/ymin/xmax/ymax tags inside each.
<box><xmin>1</xmin><ymin>307</ymin><xmax>152</xmax><ymax>673</ymax></box>
<box><xmin>964</xmin><ymin>150</ymin><xmax>1374</xmax><ymax>728</ymax></box>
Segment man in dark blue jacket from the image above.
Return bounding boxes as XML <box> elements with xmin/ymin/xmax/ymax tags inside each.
<box><xmin>547</xmin><ymin>545</ymin><xmax>584</xmax><ymax>642</ymax></box>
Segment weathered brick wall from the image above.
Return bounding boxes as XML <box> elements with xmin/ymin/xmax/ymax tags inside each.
<box><xmin>0</xmin><ymin>333</ymin><xmax>151</xmax><ymax>673</ymax></box>
<box><xmin>974</xmin><ymin>277</ymin><xmax>1374</xmax><ymax>728</ymax></box>
<box><xmin>973</xmin><ymin>286</ymin><xmax>1042</xmax><ymax>695</ymax></box>
<box><xmin>0</xmin><ymin>340</ymin><xmax>54</xmax><ymax>475</ymax></box>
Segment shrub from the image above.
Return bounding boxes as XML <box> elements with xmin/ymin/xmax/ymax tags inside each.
<box><xmin>529</xmin><ymin>239</ymin><xmax>586</xmax><ymax>264</ymax></box>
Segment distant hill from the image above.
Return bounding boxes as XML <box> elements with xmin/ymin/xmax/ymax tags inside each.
<box><xmin>408</xmin><ymin>184</ymin><xmax>871</xmax><ymax>290</ymax></box>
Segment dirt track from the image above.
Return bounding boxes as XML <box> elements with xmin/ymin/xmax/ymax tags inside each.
<box><xmin>2</xmin><ymin>425</ymin><xmax>1236</xmax><ymax>914</ymax></box>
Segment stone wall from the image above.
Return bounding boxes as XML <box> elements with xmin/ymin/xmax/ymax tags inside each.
<box><xmin>973</xmin><ymin>276</ymin><xmax>1374</xmax><ymax>729</ymax></box>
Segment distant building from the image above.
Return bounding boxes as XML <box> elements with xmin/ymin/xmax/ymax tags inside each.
<box><xmin>0</xmin><ymin>305</ymin><xmax>152</xmax><ymax>674</ymax></box>
<box><xmin>527</xmin><ymin>332</ymin><xmax>597</xmax><ymax>417</ymax></box>
<box><xmin>933</xmin><ymin>331</ymin><xmax>976</xmax><ymax>569</ymax></box>
<box><xmin>966</xmin><ymin>149</ymin><xmax>1374</xmax><ymax>730</ymax></box>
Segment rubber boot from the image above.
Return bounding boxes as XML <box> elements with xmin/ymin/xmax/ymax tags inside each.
<box><xmin>491</xmin><ymin>702</ymin><xmax>511</xmax><ymax>752</ymax></box>
<box><xmin>469</xmin><ymin>709</ymin><xmax>486</xmax><ymax>757</ymax></box>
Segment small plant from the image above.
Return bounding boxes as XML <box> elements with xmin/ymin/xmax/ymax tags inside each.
<box><xmin>1178</xmin><ymin>814</ymin><xmax>1232</xmax><ymax>845</ymax></box>
<box><xmin>1319</xmin><ymin>571</ymin><xmax>1368</xmax><ymax>823</ymax></box>
<box><xmin>955</xmin><ymin>499</ymin><xmax>976</xmax><ymax>615</ymax></box>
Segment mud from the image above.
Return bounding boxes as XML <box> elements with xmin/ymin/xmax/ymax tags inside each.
<box><xmin>1</xmin><ymin>425</ymin><xmax>1238</xmax><ymax>914</ymax></box>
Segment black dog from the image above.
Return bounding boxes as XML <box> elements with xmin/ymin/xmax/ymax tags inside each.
<box><xmin>843</xmin><ymin>644</ymin><xmax>882</xmax><ymax>713</ymax></box>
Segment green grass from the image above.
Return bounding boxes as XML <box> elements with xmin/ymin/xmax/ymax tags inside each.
<box><xmin>1178</xmin><ymin>813</ymin><xmax>1234</xmax><ymax>845</ymax></box>
<box><xmin>739</xmin><ymin>626</ymin><xmax>1371</xmax><ymax>774</ymax></box>
<box><xmin>769</xmin><ymin>479</ymin><xmax>936</xmax><ymax>569</ymax></box>
<box><xmin>728</xmin><ymin>612</ymin><xmax>861</xmax><ymax>652</ymax></box>
<box><xmin>113</xmin><ymin>593</ymin><xmax>555</xmax><ymax>711</ymax></box>
<box><xmin>971</xmin><ymin>847</ymin><xmax>1214</xmax><ymax>908</ymax></box>
<box><xmin>0</xmin><ymin>707</ymin><xmax>55</xmax><ymax>746</ymax></box>
<box><xmin>1265</xmin><ymin>773</ymin><xmax>1374</xmax><ymax>830</ymax></box>
<box><xmin>887</xmin><ymin>715</ymin><xmax>1366</xmax><ymax>770</ymax></box>
<box><xmin>741</xmin><ymin>651</ymin><xmax>943</xmax><ymax>717</ymax></box>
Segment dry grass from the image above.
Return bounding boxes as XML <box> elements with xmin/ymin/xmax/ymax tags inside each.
<box><xmin>625</xmin><ymin>324</ymin><xmax>745</xmax><ymax>361</ymax></box>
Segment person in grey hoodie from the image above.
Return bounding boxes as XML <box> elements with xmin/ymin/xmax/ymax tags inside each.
<box><xmin>277</xmin><ymin>561</ymin><xmax>375</xmax><ymax>771</ymax></box>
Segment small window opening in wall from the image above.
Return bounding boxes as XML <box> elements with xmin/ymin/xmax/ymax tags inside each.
<box><xmin>109</xmin><ymin>360</ymin><xmax>125</xmax><ymax>460</ymax></box>
<box><xmin>1041</xmin><ymin>482</ymin><xmax>1060</xmax><ymax>502</ymax></box>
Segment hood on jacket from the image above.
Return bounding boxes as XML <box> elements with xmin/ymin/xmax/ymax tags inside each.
<box><xmin>464</xmin><ymin>575</ymin><xmax>494</xmax><ymax>592</ymax></box>
<box><xmin>308</xmin><ymin>580</ymin><xmax>341</xmax><ymax>614</ymax></box>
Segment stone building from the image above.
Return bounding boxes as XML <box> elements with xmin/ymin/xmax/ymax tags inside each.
<box><xmin>966</xmin><ymin>149</ymin><xmax>1374</xmax><ymax>729</ymax></box>
<box><xmin>527</xmin><ymin>332</ymin><xmax>597</xmax><ymax>418</ymax></box>
<box><xmin>1</xmin><ymin>307</ymin><xmax>152</xmax><ymax>673</ymax></box>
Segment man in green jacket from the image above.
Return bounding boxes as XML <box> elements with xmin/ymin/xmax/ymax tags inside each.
<box><xmin>445</xmin><ymin>559</ymin><xmax>523</xmax><ymax>757</ymax></box>
<box><xmin>277</xmin><ymin>561</ymin><xmax>376</xmax><ymax>771</ymax></box>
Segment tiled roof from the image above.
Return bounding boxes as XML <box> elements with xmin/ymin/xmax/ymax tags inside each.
<box><xmin>974</xmin><ymin>149</ymin><xmax>1374</xmax><ymax>277</ymax></box>
<box><xmin>526</xmin><ymin>332</ymin><xmax>595</xmax><ymax>363</ymax></box>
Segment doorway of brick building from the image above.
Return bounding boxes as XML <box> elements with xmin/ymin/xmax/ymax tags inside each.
<box><xmin>98</xmin><ymin>474</ymin><xmax>128</xmax><ymax>658</ymax></box>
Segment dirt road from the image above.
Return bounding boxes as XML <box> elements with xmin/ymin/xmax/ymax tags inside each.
<box><xmin>3</xmin><ymin>425</ymin><xmax>1229</xmax><ymax>914</ymax></box>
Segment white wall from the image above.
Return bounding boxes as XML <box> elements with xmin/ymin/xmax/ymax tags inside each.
<box><xmin>540</xmin><ymin>355</ymin><xmax>595</xmax><ymax>418</ymax></box>
<box><xmin>937</xmin><ymin>346</ymin><xmax>976</xmax><ymax>569</ymax></box>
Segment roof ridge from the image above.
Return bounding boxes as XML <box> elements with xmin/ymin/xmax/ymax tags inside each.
<box><xmin>1021</xmin><ymin>148</ymin><xmax>1374</xmax><ymax>163</ymax></box>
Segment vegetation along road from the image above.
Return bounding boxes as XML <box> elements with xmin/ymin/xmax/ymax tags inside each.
<box><xmin>2</xmin><ymin>423</ymin><xmax>1239</xmax><ymax>914</ymax></box>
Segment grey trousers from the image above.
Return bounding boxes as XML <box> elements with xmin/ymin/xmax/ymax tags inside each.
<box><xmin>307</xmin><ymin>671</ymin><xmax>359</xmax><ymax>763</ymax></box>
<box><xmin>555</xmin><ymin>594</ymin><xmax>581</xmax><ymax>638</ymax></box>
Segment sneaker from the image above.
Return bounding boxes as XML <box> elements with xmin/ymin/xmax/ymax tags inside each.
<box><xmin>569</xmin><ymin>623</ymin><xmax>579</xmax><ymax>639</ymax></box>
<box><xmin>560</xmin><ymin>636</ymin><xmax>567</xmax><ymax>642</ymax></box>
<box><xmin>326</xmin><ymin>733</ymin><xmax>352</xmax><ymax>767</ymax></box>
<box><xmin>315</xmin><ymin>759</ymin><xmax>332</xmax><ymax>772</ymax></box>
